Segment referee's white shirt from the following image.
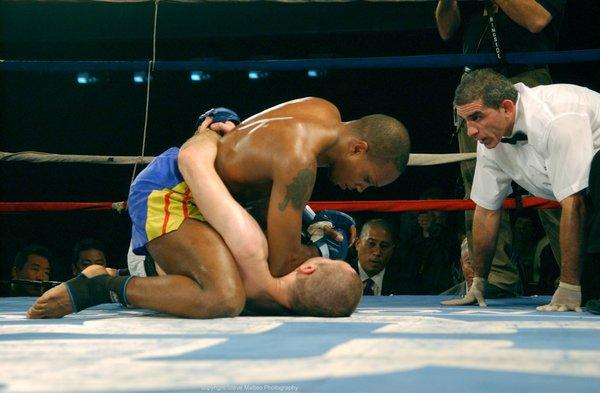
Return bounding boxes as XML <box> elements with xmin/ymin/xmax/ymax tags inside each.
<box><xmin>471</xmin><ymin>82</ymin><xmax>600</xmax><ymax>210</ymax></box>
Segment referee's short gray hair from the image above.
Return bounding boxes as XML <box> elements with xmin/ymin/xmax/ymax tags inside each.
<box><xmin>454</xmin><ymin>68</ymin><xmax>518</xmax><ymax>108</ymax></box>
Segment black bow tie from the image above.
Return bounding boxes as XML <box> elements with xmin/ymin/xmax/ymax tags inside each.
<box><xmin>501</xmin><ymin>132</ymin><xmax>527</xmax><ymax>145</ymax></box>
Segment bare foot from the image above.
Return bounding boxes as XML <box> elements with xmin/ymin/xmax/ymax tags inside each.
<box><xmin>27</xmin><ymin>265</ymin><xmax>109</xmax><ymax>319</ymax></box>
<box><xmin>27</xmin><ymin>283</ymin><xmax>74</xmax><ymax>319</ymax></box>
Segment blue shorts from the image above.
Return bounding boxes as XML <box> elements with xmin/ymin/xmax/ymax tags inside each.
<box><xmin>128</xmin><ymin>147</ymin><xmax>206</xmax><ymax>255</ymax></box>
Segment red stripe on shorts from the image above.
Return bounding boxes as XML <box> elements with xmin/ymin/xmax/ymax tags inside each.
<box><xmin>182</xmin><ymin>188</ymin><xmax>191</xmax><ymax>219</ymax></box>
<box><xmin>162</xmin><ymin>191</ymin><xmax>173</xmax><ymax>234</ymax></box>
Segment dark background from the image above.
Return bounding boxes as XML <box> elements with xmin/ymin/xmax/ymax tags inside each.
<box><xmin>1</xmin><ymin>0</ymin><xmax>599</xmax><ymax>281</ymax></box>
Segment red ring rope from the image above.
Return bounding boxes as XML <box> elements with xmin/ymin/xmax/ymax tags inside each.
<box><xmin>0</xmin><ymin>197</ymin><xmax>560</xmax><ymax>214</ymax></box>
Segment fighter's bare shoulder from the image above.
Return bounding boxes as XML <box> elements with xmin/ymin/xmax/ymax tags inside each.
<box><xmin>218</xmin><ymin>98</ymin><xmax>335</xmax><ymax>183</ymax></box>
<box><xmin>282</xmin><ymin>97</ymin><xmax>341</xmax><ymax>122</ymax></box>
<box><xmin>243</xmin><ymin>97</ymin><xmax>341</xmax><ymax>126</ymax></box>
<box><xmin>277</xmin><ymin>98</ymin><xmax>339</xmax><ymax>153</ymax></box>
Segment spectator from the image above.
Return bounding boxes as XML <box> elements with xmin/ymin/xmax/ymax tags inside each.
<box><xmin>348</xmin><ymin>218</ymin><xmax>399</xmax><ymax>296</ymax></box>
<box><xmin>512</xmin><ymin>216</ymin><xmax>539</xmax><ymax>294</ymax></box>
<box><xmin>11</xmin><ymin>244</ymin><xmax>52</xmax><ymax>296</ymax></box>
<box><xmin>443</xmin><ymin>235</ymin><xmax>519</xmax><ymax>298</ymax></box>
<box><xmin>403</xmin><ymin>188</ymin><xmax>460</xmax><ymax>295</ymax></box>
<box><xmin>71</xmin><ymin>238</ymin><xmax>108</xmax><ymax>276</ymax></box>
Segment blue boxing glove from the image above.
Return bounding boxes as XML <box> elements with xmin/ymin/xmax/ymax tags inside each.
<box><xmin>308</xmin><ymin>210</ymin><xmax>355</xmax><ymax>260</ymax></box>
<box><xmin>195</xmin><ymin>107</ymin><xmax>241</xmax><ymax>130</ymax></box>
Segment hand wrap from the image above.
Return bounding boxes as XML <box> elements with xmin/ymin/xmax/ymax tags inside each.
<box><xmin>308</xmin><ymin>210</ymin><xmax>355</xmax><ymax>260</ymax></box>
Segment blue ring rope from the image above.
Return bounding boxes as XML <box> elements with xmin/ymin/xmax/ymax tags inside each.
<box><xmin>0</xmin><ymin>49</ymin><xmax>598</xmax><ymax>72</ymax></box>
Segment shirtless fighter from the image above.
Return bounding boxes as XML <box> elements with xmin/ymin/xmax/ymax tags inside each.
<box><xmin>28</xmin><ymin>97</ymin><xmax>410</xmax><ymax>318</ymax></box>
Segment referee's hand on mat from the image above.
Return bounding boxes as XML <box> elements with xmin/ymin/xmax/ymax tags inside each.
<box><xmin>441</xmin><ymin>277</ymin><xmax>487</xmax><ymax>307</ymax></box>
<box><xmin>536</xmin><ymin>282</ymin><xmax>582</xmax><ymax>312</ymax></box>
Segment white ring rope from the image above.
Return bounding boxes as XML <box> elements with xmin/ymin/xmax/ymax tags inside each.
<box><xmin>407</xmin><ymin>152</ymin><xmax>476</xmax><ymax>166</ymax></box>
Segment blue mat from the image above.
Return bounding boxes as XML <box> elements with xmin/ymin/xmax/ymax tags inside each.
<box><xmin>1</xmin><ymin>296</ymin><xmax>599</xmax><ymax>393</ymax></box>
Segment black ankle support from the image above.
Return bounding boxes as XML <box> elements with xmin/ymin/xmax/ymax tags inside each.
<box><xmin>65</xmin><ymin>274</ymin><xmax>132</xmax><ymax>312</ymax></box>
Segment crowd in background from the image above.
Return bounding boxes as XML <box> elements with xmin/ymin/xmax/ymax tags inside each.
<box><xmin>2</xmin><ymin>0</ymin><xmax>598</xmax><ymax>308</ymax></box>
<box><xmin>1</xmin><ymin>186</ymin><xmax>562</xmax><ymax>300</ymax></box>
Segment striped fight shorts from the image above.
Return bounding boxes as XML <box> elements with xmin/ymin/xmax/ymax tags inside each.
<box><xmin>128</xmin><ymin>147</ymin><xmax>206</xmax><ymax>255</ymax></box>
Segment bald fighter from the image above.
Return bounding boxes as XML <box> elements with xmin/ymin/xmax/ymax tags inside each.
<box><xmin>28</xmin><ymin>97</ymin><xmax>410</xmax><ymax>318</ymax></box>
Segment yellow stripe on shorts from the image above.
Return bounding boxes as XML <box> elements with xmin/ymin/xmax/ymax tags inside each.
<box><xmin>145</xmin><ymin>181</ymin><xmax>206</xmax><ymax>243</ymax></box>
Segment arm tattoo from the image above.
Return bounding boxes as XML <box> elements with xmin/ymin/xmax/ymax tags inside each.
<box><xmin>277</xmin><ymin>168</ymin><xmax>315</xmax><ymax>212</ymax></box>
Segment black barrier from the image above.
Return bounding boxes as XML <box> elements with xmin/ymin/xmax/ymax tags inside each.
<box><xmin>1</xmin><ymin>50</ymin><xmax>599</xmax><ymax>72</ymax></box>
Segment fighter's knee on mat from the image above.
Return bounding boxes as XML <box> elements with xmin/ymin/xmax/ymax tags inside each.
<box><xmin>213</xmin><ymin>275</ymin><xmax>246</xmax><ymax>317</ymax></box>
<box><xmin>185</xmin><ymin>282</ymin><xmax>245</xmax><ymax>318</ymax></box>
<box><xmin>213</xmin><ymin>289</ymin><xmax>246</xmax><ymax>318</ymax></box>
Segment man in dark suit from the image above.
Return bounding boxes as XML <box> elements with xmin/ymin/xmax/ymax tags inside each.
<box><xmin>348</xmin><ymin>219</ymin><xmax>398</xmax><ymax>296</ymax></box>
